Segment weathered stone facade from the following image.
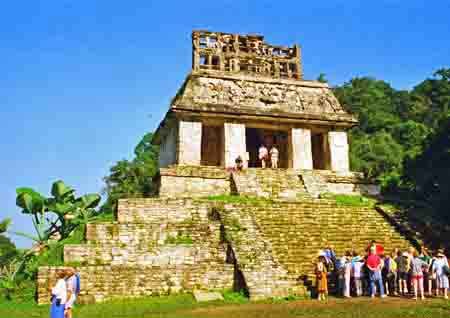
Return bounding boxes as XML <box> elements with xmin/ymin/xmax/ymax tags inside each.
<box><xmin>153</xmin><ymin>30</ymin><xmax>358</xmax><ymax>172</ymax></box>
<box><xmin>157</xmin><ymin>166</ymin><xmax>231</xmax><ymax>198</ymax></box>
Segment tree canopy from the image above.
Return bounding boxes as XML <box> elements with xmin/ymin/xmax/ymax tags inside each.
<box><xmin>102</xmin><ymin>132</ymin><xmax>159</xmax><ymax>212</ymax></box>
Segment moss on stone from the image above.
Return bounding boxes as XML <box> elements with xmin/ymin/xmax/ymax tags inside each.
<box><xmin>165</xmin><ymin>233</ymin><xmax>194</xmax><ymax>245</ymax></box>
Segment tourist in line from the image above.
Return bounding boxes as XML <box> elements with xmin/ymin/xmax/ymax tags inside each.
<box><xmin>432</xmin><ymin>249</ymin><xmax>449</xmax><ymax>299</ymax></box>
<box><xmin>396</xmin><ymin>251</ymin><xmax>410</xmax><ymax>295</ymax></box>
<box><xmin>316</xmin><ymin>255</ymin><xmax>328</xmax><ymax>301</ymax></box>
<box><xmin>351</xmin><ymin>253</ymin><xmax>364</xmax><ymax>297</ymax></box>
<box><xmin>269</xmin><ymin>145</ymin><xmax>279</xmax><ymax>168</ymax></box>
<box><xmin>384</xmin><ymin>250</ymin><xmax>398</xmax><ymax>296</ymax></box>
<box><xmin>323</xmin><ymin>245</ymin><xmax>337</xmax><ymax>271</ymax></box>
<box><xmin>410</xmin><ymin>249</ymin><xmax>428</xmax><ymax>300</ymax></box>
<box><xmin>343</xmin><ymin>251</ymin><xmax>352</xmax><ymax>298</ymax></box>
<box><xmin>419</xmin><ymin>246</ymin><xmax>433</xmax><ymax>296</ymax></box>
<box><xmin>258</xmin><ymin>144</ymin><xmax>268</xmax><ymax>168</ymax></box>
<box><xmin>50</xmin><ymin>271</ymin><xmax>67</xmax><ymax>318</ymax></box>
<box><xmin>335</xmin><ymin>254</ymin><xmax>347</xmax><ymax>296</ymax></box>
<box><xmin>366</xmin><ymin>246</ymin><xmax>386</xmax><ymax>298</ymax></box>
<box><xmin>367</xmin><ymin>240</ymin><xmax>384</xmax><ymax>256</ymax></box>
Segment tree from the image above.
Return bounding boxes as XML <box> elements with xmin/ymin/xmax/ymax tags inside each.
<box><xmin>14</xmin><ymin>181</ymin><xmax>101</xmax><ymax>244</ymax></box>
<box><xmin>0</xmin><ymin>219</ymin><xmax>17</xmax><ymax>267</ymax></box>
<box><xmin>411</xmin><ymin>68</ymin><xmax>450</xmax><ymax>129</ymax></box>
<box><xmin>403</xmin><ymin>115</ymin><xmax>450</xmax><ymax>221</ymax></box>
<box><xmin>317</xmin><ymin>73</ymin><xmax>328</xmax><ymax>83</ymax></box>
<box><xmin>102</xmin><ymin>132</ymin><xmax>159</xmax><ymax>212</ymax></box>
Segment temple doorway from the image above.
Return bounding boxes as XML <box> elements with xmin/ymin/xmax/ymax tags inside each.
<box><xmin>245</xmin><ymin>127</ymin><xmax>288</xmax><ymax>168</ymax></box>
<box><xmin>201</xmin><ymin>125</ymin><xmax>223</xmax><ymax>166</ymax></box>
<box><xmin>311</xmin><ymin>132</ymin><xmax>331</xmax><ymax>170</ymax></box>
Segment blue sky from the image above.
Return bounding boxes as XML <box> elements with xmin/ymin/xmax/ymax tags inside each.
<box><xmin>1</xmin><ymin>1</ymin><xmax>449</xmax><ymax>247</ymax></box>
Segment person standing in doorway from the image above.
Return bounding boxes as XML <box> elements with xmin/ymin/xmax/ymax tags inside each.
<box><xmin>270</xmin><ymin>145</ymin><xmax>279</xmax><ymax>168</ymax></box>
<box><xmin>258</xmin><ymin>144</ymin><xmax>268</xmax><ymax>168</ymax></box>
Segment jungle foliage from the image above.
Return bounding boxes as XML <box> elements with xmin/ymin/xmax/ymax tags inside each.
<box><xmin>101</xmin><ymin>132</ymin><xmax>159</xmax><ymax>213</ymax></box>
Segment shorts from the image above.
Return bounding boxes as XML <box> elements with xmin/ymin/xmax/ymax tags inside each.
<box><xmin>398</xmin><ymin>272</ymin><xmax>409</xmax><ymax>280</ymax></box>
<box><xmin>411</xmin><ymin>275</ymin><xmax>423</xmax><ymax>281</ymax></box>
<box><xmin>65</xmin><ymin>294</ymin><xmax>76</xmax><ymax>309</ymax></box>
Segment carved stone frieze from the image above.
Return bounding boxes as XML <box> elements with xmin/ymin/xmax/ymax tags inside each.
<box><xmin>189</xmin><ymin>77</ymin><xmax>345</xmax><ymax>114</ymax></box>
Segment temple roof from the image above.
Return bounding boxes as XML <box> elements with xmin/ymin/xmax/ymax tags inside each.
<box><xmin>152</xmin><ymin>31</ymin><xmax>358</xmax><ymax>145</ymax></box>
<box><xmin>171</xmin><ymin>72</ymin><xmax>357</xmax><ymax>123</ymax></box>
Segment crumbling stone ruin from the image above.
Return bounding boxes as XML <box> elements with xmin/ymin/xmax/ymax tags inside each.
<box><xmin>37</xmin><ymin>31</ymin><xmax>416</xmax><ymax>303</ymax></box>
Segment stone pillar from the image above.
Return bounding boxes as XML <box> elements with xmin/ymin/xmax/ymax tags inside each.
<box><xmin>291</xmin><ymin>128</ymin><xmax>313</xmax><ymax>170</ymax></box>
<box><xmin>177</xmin><ymin>120</ymin><xmax>202</xmax><ymax>165</ymax></box>
<box><xmin>224</xmin><ymin>123</ymin><xmax>246</xmax><ymax>168</ymax></box>
<box><xmin>328</xmin><ymin>131</ymin><xmax>350</xmax><ymax>172</ymax></box>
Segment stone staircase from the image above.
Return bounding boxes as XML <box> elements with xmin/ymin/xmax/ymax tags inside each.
<box><xmin>220</xmin><ymin>204</ymin><xmax>307</xmax><ymax>299</ymax></box>
<box><xmin>231</xmin><ymin>169</ymin><xmax>309</xmax><ymax>200</ymax></box>
<box><xmin>223</xmin><ymin>200</ymin><xmax>415</xmax><ymax>288</ymax></box>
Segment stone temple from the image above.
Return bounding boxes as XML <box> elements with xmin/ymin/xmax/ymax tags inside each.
<box><xmin>37</xmin><ymin>31</ymin><xmax>416</xmax><ymax>303</ymax></box>
<box><xmin>154</xmin><ymin>30</ymin><xmax>378</xmax><ymax>198</ymax></box>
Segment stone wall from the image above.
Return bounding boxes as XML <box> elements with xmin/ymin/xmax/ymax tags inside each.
<box><xmin>178</xmin><ymin>120</ymin><xmax>202</xmax><ymax>165</ymax></box>
<box><xmin>38</xmin><ymin>198</ymin><xmax>234</xmax><ymax>304</ymax></box>
<box><xmin>328</xmin><ymin>131</ymin><xmax>350</xmax><ymax>172</ymax></box>
<box><xmin>158</xmin><ymin>166</ymin><xmax>231</xmax><ymax>198</ymax></box>
<box><xmin>38</xmin><ymin>265</ymin><xmax>233</xmax><ymax>304</ymax></box>
<box><xmin>290</xmin><ymin>128</ymin><xmax>313</xmax><ymax>170</ymax></box>
<box><xmin>231</xmin><ymin>168</ymin><xmax>380</xmax><ymax>199</ymax></box>
<box><xmin>224</xmin><ymin>122</ymin><xmax>246</xmax><ymax>168</ymax></box>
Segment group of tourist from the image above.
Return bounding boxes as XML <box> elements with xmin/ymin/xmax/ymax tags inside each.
<box><xmin>50</xmin><ymin>268</ymin><xmax>80</xmax><ymax>318</ymax></box>
<box><xmin>316</xmin><ymin>241</ymin><xmax>450</xmax><ymax>301</ymax></box>
<box><xmin>235</xmin><ymin>144</ymin><xmax>279</xmax><ymax>170</ymax></box>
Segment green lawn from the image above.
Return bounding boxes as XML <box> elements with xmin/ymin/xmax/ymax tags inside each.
<box><xmin>1</xmin><ymin>294</ymin><xmax>449</xmax><ymax>318</ymax></box>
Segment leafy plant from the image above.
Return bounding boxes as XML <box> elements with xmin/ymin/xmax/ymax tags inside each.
<box><xmin>13</xmin><ymin>180</ymin><xmax>101</xmax><ymax>244</ymax></box>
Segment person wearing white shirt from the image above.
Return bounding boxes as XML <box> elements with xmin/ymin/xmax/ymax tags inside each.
<box><xmin>270</xmin><ymin>145</ymin><xmax>279</xmax><ymax>168</ymax></box>
<box><xmin>258</xmin><ymin>144</ymin><xmax>268</xmax><ymax>168</ymax></box>
<box><xmin>65</xmin><ymin>268</ymin><xmax>78</xmax><ymax>318</ymax></box>
<box><xmin>50</xmin><ymin>271</ymin><xmax>67</xmax><ymax>318</ymax></box>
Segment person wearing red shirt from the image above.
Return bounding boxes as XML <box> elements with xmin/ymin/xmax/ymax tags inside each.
<box><xmin>366</xmin><ymin>246</ymin><xmax>386</xmax><ymax>298</ymax></box>
<box><xmin>367</xmin><ymin>240</ymin><xmax>385</xmax><ymax>255</ymax></box>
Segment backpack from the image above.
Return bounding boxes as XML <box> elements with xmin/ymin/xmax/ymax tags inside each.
<box><xmin>444</xmin><ymin>265</ymin><xmax>450</xmax><ymax>276</ymax></box>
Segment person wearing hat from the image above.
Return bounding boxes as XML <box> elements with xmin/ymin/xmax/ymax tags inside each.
<box><xmin>432</xmin><ymin>250</ymin><xmax>449</xmax><ymax>299</ymax></box>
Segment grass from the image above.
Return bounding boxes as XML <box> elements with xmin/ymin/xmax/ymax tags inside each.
<box><xmin>321</xmin><ymin>194</ymin><xmax>378</xmax><ymax>207</ymax></box>
<box><xmin>203</xmin><ymin>194</ymin><xmax>380</xmax><ymax>208</ymax></box>
<box><xmin>1</xmin><ymin>295</ymin><xmax>449</xmax><ymax>318</ymax></box>
<box><xmin>203</xmin><ymin>195</ymin><xmax>275</xmax><ymax>205</ymax></box>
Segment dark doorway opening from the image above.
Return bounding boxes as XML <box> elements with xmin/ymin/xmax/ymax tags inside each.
<box><xmin>311</xmin><ymin>132</ymin><xmax>330</xmax><ymax>170</ymax></box>
<box><xmin>245</xmin><ymin>127</ymin><xmax>288</xmax><ymax>168</ymax></box>
<box><xmin>201</xmin><ymin>125</ymin><xmax>223</xmax><ymax>166</ymax></box>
